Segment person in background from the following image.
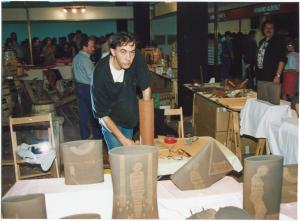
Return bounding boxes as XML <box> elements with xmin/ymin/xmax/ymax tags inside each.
<box><xmin>31</xmin><ymin>37</ymin><xmax>43</xmax><ymax>65</ymax></box>
<box><xmin>256</xmin><ymin>20</ymin><xmax>287</xmax><ymax>84</ymax></box>
<box><xmin>41</xmin><ymin>37</ymin><xmax>56</xmax><ymax>65</ymax></box>
<box><xmin>221</xmin><ymin>31</ymin><xmax>234</xmax><ymax>81</ymax></box>
<box><xmin>67</xmin><ymin>32</ymin><xmax>78</xmax><ymax>56</ymax></box>
<box><xmin>91</xmin><ymin>32</ymin><xmax>152</xmax><ymax>149</ymax></box>
<box><xmin>242</xmin><ymin>30</ymin><xmax>257</xmax><ymax>89</ymax></box>
<box><xmin>282</xmin><ymin>39</ymin><xmax>299</xmax><ymax>101</ymax></box>
<box><xmin>10</xmin><ymin>32</ymin><xmax>24</xmax><ymax>61</ymax></box>
<box><xmin>72</xmin><ymin>36</ymin><xmax>102</xmax><ymax>140</ymax></box>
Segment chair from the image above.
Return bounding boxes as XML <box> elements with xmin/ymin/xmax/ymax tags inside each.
<box><xmin>9</xmin><ymin>113</ymin><xmax>59</xmax><ymax>181</ymax></box>
<box><xmin>164</xmin><ymin>107</ymin><xmax>185</xmax><ymax>138</ymax></box>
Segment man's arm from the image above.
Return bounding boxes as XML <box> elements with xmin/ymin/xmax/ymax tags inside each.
<box><xmin>101</xmin><ymin>116</ymin><xmax>135</xmax><ymax>146</ymax></box>
<box><xmin>142</xmin><ymin>87</ymin><xmax>151</xmax><ymax>100</ymax></box>
<box><xmin>272</xmin><ymin>61</ymin><xmax>285</xmax><ymax>84</ymax></box>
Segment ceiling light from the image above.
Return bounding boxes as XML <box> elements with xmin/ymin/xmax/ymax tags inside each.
<box><xmin>63</xmin><ymin>8</ymin><xmax>68</xmax><ymax>13</ymax></box>
<box><xmin>72</xmin><ymin>8</ymin><xmax>77</xmax><ymax>13</ymax></box>
<box><xmin>81</xmin><ymin>8</ymin><xmax>86</xmax><ymax>13</ymax></box>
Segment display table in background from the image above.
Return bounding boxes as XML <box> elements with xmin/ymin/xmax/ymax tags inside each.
<box><xmin>3</xmin><ymin>174</ymin><xmax>296</xmax><ymax>220</ymax></box>
<box><xmin>21</xmin><ymin>65</ymin><xmax>73</xmax><ymax>81</ymax></box>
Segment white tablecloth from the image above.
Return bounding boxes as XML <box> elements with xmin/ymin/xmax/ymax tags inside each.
<box><xmin>3</xmin><ymin>174</ymin><xmax>297</xmax><ymax>220</ymax></box>
<box><xmin>240</xmin><ymin>99</ymin><xmax>292</xmax><ymax>138</ymax></box>
<box><xmin>269</xmin><ymin>118</ymin><xmax>298</xmax><ymax>164</ymax></box>
<box><xmin>240</xmin><ymin>99</ymin><xmax>298</xmax><ymax>164</ymax></box>
<box><xmin>22</xmin><ymin>65</ymin><xmax>73</xmax><ymax>80</ymax></box>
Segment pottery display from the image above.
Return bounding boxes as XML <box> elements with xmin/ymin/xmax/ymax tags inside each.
<box><xmin>109</xmin><ymin>145</ymin><xmax>159</xmax><ymax>219</ymax></box>
<box><xmin>139</xmin><ymin>99</ymin><xmax>154</xmax><ymax>145</ymax></box>
<box><xmin>171</xmin><ymin>140</ymin><xmax>233</xmax><ymax>190</ymax></box>
<box><xmin>243</xmin><ymin>155</ymin><xmax>283</xmax><ymax>219</ymax></box>
<box><xmin>62</xmin><ymin>140</ymin><xmax>104</xmax><ymax>185</ymax></box>
<box><xmin>1</xmin><ymin>193</ymin><xmax>47</xmax><ymax>219</ymax></box>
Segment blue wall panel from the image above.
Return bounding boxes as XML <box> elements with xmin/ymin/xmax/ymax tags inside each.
<box><xmin>2</xmin><ymin>20</ymin><xmax>117</xmax><ymax>43</ymax></box>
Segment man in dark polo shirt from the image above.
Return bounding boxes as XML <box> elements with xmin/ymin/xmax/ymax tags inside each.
<box><xmin>91</xmin><ymin>32</ymin><xmax>151</xmax><ymax>149</ymax></box>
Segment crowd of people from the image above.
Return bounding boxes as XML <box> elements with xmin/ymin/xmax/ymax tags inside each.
<box><xmin>3</xmin><ymin>30</ymin><xmax>112</xmax><ymax>66</ymax></box>
<box><xmin>207</xmin><ymin>20</ymin><xmax>299</xmax><ymax>101</ymax></box>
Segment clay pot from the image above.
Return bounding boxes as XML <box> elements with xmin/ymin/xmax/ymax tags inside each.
<box><xmin>139</xmin><ymin>99</ymin><xmax>154</xmax><ymax>145</ymax></box>
<box><xmin>61</xmin><ymin>213</ymin><xmax>101</xmax><ymax>219</ymax></box>
<box><xmin>171</xmin><ymin>139</ymin><xmax>233</xmax><ymax>190</ymax></box>
<box><xmin>109</xmin><ymin>145</ymin><xmax>159</xmax><ymax>219</ymax></box>
<box><xmin>281</xmin><ymin>164</ymin><xmax>297</xmax><ymax>203</ymax></box>
<box><xmin>243</xmin><ymin>155</ymin><xmax>283</xmax><ymax>219</ymax></box>
<box><xmin>62</xmin><ymin>140</ymin><xmax>104</xmax><ymax>185</ymax></box>
<box><xmin>1</xmin><ymin>193</ymin><xmax>47</xmax><ymax>219</ymax></box>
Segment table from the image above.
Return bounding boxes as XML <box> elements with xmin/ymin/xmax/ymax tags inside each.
<box><xmin>185</xmin><ymin>83</ymin><xmax>257</xmax><ymax>156</ymax></box>
<box><xmin>21</xmin><ymin>65</ymin><xmax>73</xmax><ymax>81</ymax></box>
<box><xmin>156</xmin><ymin>136</ymin><xmax>243</xmax><ymax>176</ymax></box>
<box><xmin>3</xmin><ymin>174</ymin><xmax>296</xmax><ymax>220</ymax></box>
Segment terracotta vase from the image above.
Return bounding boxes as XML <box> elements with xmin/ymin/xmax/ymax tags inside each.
<box><xmin>281</xmin><ymin>164</ymin><xmax>298</xmax><ymax>203</ymax></box>
<box><xmin>139</xmin><ymin>99</ymin><xmax>154</xmax><ymax>145</ymax></box>
<box><xmin>1</xmin><ymin>193</ymin><xmax>47</xmax><ymax>219</ymax></box>
<box><xmin>61</xmin><ymin>213</ymin><xmax>101</xmax><ymax>219</ymax></box>
<box><xmin>171</xmin><ymin>139</ymin><xmax>233</xmax><ymax>190</ymax></box>
<box><xmin>243</xmin><ymin>155</ymin><xmax>283</xmax><ymax>219</ymax></box>
<box><xmin>62</xmin><ymin>140</ymin><xmax>104</xmax><ymax>185</ymax></box>
<box><xmin>109</xmin><ymin>145</ymin><xmax>159</xmax><ymax>219</ymax></box>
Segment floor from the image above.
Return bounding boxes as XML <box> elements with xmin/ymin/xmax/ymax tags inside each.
<box><xmin>1</xmin><ymin>99</ymin><xmax>242</xmax><ymax>197</ymax></box>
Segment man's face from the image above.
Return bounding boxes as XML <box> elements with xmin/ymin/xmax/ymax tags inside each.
<box><xmin>83</xmin><ymin>40</ymin><xmax>95</xmax><ymax>55</ymax></box>
<box><xmin>263</xmin><ymin>23</ymin><xmax>274</xmax><ymax>39</ymax></box>
<box><xmin>110</xmin><ymin>42</ymin><xmax>136</xmax><ymax>70</ymax></box>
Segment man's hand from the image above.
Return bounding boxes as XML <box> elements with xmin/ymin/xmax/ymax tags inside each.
<box><xmin>273</xmin><ymin>75</ymin><xmax>280</xmax><ymax>84</ymax></box>
<box><xmin>120</xmin><ymin>137</ymin><xmax>135</xmax><ymax>146</ymax></box>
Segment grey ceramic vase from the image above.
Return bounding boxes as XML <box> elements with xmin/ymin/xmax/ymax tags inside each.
<box><xmin>1</xmin><ymin>193</ymin><xmax>47</xmax><ymax>219</ymax></box>
<box><xmin>61</xmin><ymin>213</ymin><xmax>101</xmax><ymax>219</ymax></box>
<box><xmin>281</xmin><ymin>164</ymin><xmax>298</xmax><ymax>203</ymax></box>
<box><xmin>62</xmin><ymin>140</ymin><xmax>104</xmax><ymax>185</ymax></box>
<box><xmin>171</xmin><ymin>140</ymin><xmax>233</xmax><ymax>190</ymax></box>
<box><xmin>257</xmin><ymin>81</ymin><xmax>281</xmax><ymax>105</ymax></box>
<box><xmin>243</xmin><ymin>155</ymin><xmax>283</xmax><ymax>219</ymax></box>
<box><xmin>109</xmin><ymin>145</ymin><xmax>159</xmax><ymax>219</ymax></box>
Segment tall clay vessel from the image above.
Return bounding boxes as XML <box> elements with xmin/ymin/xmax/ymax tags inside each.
<box><xmin>243</xmin><ymin>155</ymin><xmax>283</xmax><ymax>219</ymax></box>
<box><xmin>109</xmin><ymin>145</ymin><xmax>159</xmax><ymax>219</ymax></box>
<box><xmin>62</xmin><ymin>140</ymin><xmax>104</xmax><ymax>185</ymax></box>
<box><xmin>2</xmin><ymin>193</ymin><xmax>47</xmax><ymax>218</ymax></box>
<box><xmin>139</xmin><ymin>99</ymin><xmax>154</xmax><ymax>145</ymax></box>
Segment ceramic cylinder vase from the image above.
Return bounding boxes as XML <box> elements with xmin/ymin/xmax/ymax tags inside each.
<box><xmin>139</xmin><ymin>99</ymin><xmax>154</xmax><ymax>145</ymax></box>
<box><xmin>62</xmin><ymin>140</ymin><xmax>104</xmax><ymax>185</ymax></box>
<box><xmin>243</xmin><ymin>155</ymin><xmax>283</xmax><ymax>219</ymax></box>
<box><xmin>109</xmin><ymin>145</ymin><xmax>159</xmax><ymax>219</ymax></box>
<box><xmin>1</xmin><ymin>193</ymin><xmax>47</xmax><ymax>219</ymax></box>
<box><xmin>281</xmin><ymin>164</ymin><xmax>298</xmax><ymax>203</ymax></box>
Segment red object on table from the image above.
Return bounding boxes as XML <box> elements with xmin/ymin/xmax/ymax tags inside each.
<box><xmin>164</xmin><ymin>136</ymin><xmax>177</xmax><ymax>144</ymax></box>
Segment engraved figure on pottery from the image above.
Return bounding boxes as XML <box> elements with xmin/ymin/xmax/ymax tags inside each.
<box><xmin>130</xmin><ymin>162</ymin><xmax>145</xmax><ymax>218</ymax></box>
<box><xmin>249</xmin><ymin>165</ymin><xmax>269</xmax><ymax>219</ymax></box>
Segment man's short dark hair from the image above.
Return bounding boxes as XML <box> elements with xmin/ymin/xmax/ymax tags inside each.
<box><xmin>80</xmin><ymin>36</ymin><xmax>94</xmax><ymax>49</ymax></box>
<box><xmin>261</xmin><ymin>20</ymin><xmax>274</xmax><ymax>34</ymax></box>
<box><xmin>108</xmin><ymin>32</ymin><xmax>136</xmax><ymax>49</ymax></box>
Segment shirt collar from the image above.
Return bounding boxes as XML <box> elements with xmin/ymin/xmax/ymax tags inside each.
<box><xmin>80</xmin><ymin>50</ymin><xmax>90</xmax><ymax>58</ymax></box>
